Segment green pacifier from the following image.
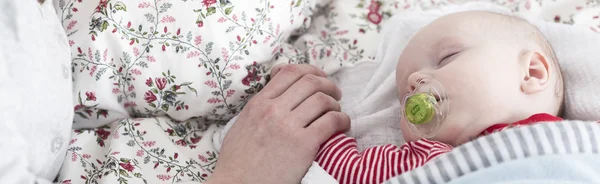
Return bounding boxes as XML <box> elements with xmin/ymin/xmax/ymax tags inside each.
<box><xmin>405</xmin><ymin>93</ymin><xmax>437</xmax><ymax>125</ymax></box>
<box><xmin>401</xmin><ymin>77</ymin><xmax>449</xmax><ymax>138</ymax></box>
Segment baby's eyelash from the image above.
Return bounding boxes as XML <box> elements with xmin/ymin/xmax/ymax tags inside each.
<box><xmin>441</xmin><ymin>52</ymin><xmax>458</xmax><ymax>61</ymax></box>
<box><xmin>438</xmin><ymin>52</ymin><xmax>459</xmax><ymax>66</ymax></box>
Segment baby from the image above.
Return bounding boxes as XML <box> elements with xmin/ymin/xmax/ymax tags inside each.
<box><xmin>315</xmin><ymin>11</ymin><xmax>565</xmax><ymax>184</ymax></box>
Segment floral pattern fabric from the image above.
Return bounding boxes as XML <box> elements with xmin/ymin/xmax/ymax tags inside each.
<box><xmin>55</xmin><ymin>0</ymin><xmax>600</xmax><ymax>183</ymax></box>
<box><xmin>56</xmin><ymin>0</ymin><xmax>318</xmax><ymax>129</ymax></box>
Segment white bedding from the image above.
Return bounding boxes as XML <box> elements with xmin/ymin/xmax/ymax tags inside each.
<box><xmin>56</xmin><ymin>0</ymin><xmax>600</xmax><ymax>183</ymax></box>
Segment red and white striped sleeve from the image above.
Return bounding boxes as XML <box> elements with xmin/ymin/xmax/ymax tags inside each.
<box><xmin>315</xmin><ymin>133</ymin><xmax>453</xmax><ymax>184</ymax></box>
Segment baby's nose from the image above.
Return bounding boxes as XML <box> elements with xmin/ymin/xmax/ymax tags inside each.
<box><xmin>407</xmin><ymin>72</ymin><xmax>428</xmax><ymax>92</ymax></box>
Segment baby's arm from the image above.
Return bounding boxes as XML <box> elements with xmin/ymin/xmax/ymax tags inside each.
<box><xmin>315</xmin><ymin>133</ymin><xmax>453</xmax><ymax>184</ymax></box>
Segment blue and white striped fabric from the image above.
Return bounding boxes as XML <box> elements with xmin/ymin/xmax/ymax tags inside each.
<box><xmin>384</xmin><ymin>121</ymin><xmax>600</xmax><ymax>184</ymax></box>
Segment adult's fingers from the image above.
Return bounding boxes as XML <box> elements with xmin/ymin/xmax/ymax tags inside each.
<box><xmin>290</xmin><ymin>92</ymin><xmax>341</xmax><ymax>127</ymax></box>
<box><xmin>278</xmin><ymin>74</ymin><xmax>341</xmax><ymax>110</ymax></box>
<box><xmin>259</xmin><ymin>64</ymin><xmax>328</xmax><ymax>99</ymax></box>
<box><xmin>305</xmin><ymin>111</ymin><xmax>351</xmax><ymax>145</ymax></box>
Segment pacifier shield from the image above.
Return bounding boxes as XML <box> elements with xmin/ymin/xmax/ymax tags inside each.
<box><xmin>405</xmin><ymin>93</ymin><xmax>436</xmax><ymax>125</ymax></box>
<box><xmin>400</xmin><ymin>77</ymin><xmax>449</xmax><ymax>139</ymax></box>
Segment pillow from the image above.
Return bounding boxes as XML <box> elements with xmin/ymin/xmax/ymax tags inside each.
<box><xmin>534</xmin><ymin>21</ymin><xmax>600</xmax><ymax>120</ymax></box>
<box><xmin>53</xmin><ymin>0</ymin><xmax>318</xmax><ymax>128</ymax></box>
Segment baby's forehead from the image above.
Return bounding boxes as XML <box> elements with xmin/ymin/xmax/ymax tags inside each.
<box><xmin>417</xmin><ymin>11</ymin><xmax>527</xmax><ymax>44</ymax></box>
<box><xmin>433</xmin><ymin>11</ymin><xmax>514</xmax><ymax>33</ymax></box>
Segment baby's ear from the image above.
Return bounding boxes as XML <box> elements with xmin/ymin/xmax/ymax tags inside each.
<box><xmin>520</xmin><ymin>51</ymin><xmax>550</xmax><ymax>94</ymax></box>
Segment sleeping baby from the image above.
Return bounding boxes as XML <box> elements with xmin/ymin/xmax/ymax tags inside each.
<box><xmin>314</xmin><ymin>10</ymin><xmax>566</xmax><ymax>184</ymax></box>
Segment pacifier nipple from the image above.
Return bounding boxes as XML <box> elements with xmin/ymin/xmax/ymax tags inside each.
<box><xmin>401</xmin><ymin>77</ymin><xmax>449</xmax><ymax>138</ymax></box>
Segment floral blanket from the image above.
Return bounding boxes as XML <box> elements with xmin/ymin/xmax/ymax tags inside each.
<box><xmin>55</xmin><ymin>0</ymin><xmax>600</xmax><ymax>183</ymax></box>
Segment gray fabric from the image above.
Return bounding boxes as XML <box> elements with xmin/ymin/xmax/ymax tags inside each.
<box><xmin>384</xmin><ymin>121</ymin><xmax>600</xmax><ymax>184</ymax></box>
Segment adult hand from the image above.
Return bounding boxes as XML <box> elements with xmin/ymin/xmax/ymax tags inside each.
<box><xmin>207</xmin><ymin>64</ymin><xmax>350</xmax><ymax>184</ymax></box>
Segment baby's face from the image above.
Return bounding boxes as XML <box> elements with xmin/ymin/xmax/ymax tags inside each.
<box><xmin>396</xmin><ymin>13</ymin><xmax>528</xmax><ymax>145</ymax></box>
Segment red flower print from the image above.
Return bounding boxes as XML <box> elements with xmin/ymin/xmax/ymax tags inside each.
<box><xmin>198</xmin><ymin>155</ymin><xmax>208</xmax><ymax>163</ymax></box>
<box><xmin>95</xmin><ymin>128</ymin><xmax>110</xmax><ymax>140</ymax></box>
<box><xmin>554</xmin><ymin>15</ymin><xmax>561</xmax><ymax>22</ymax></box>
<box><xmin>204</xmin><ymin>80</ymin><xmax>218</xmax><ymax>88</ymax></box>
<box><xmin>72</xmin><ymin>7</ymin><xmax>78</xmax><ymax>12</ymax></box>
<box><xmin>85</xmin><ymin>91</ymin><xmax>96</xmax><ymax>101</ymax></box>
<box><xmin>130</xmin><ymin>69</ymin><xmax>142</xmax><ymax>75</ymax></box>
<box><xmin>61</xmin><ymin>179</ymin><xmax>72</xmax><ymax>184</ymax></box>
<box><xmin>157</xmin><ymin>174</ymin><xmax>172</xmax><ymax>181</ymax></box>
<box><xmin>197</xmin><ymin>21</ymin><xmax>204</xmax><ymax>28</ymax></box>
<box><xmin>145</xmin><ymin>77</ymin><xmax>153</xmax><ymax>87</ymax></box>
<box><xmin>95</xmin><ymin>0</ymin><xmax>107</xmax><ymax>12</ymax></box>
<box><xmin>202</xmin><ymin>0</ymin><xmax>216</xmax><ymax>7</ymax></box>
<box><xmin>160</xmin><ymin>16</ymin><xmax>176</xmax><ymax>23</ymax></box>
<box><xmin>207</xmin><ymin>97</ymin><xmax>223</xmax><ymax>104</ymax></box>
<box><xmin>139</xmin><ymin>2</ymin><xmax>151</xmax><ymax>8</ymax></box>
<box><xmin>155</xmin><ymin>77</ymin><xmax>167</xmax><ymax>90</ymax></box>
<box><xmin>162</xmin><ymin>45</ymin><xmax>166</xmax><ymax>51</ymax></box>
<box><xmin>368</xmin><ymin>1</ymin><xmax>380</xmax><ymax>12</ymax></box>
<box><xmin>190</xmin><ymin>136</ymin><xmax>202</xmax><ymax>144</ymax></box>
<box><xmin>242</xmin><ymin>74</ymin><xmax>252</xmax><ymax>86</ymax></box>
<box><xmin>82</xmin><ymin>154</ymin><xmax>91</xmax><ymax>159</ymax></box>
<box><xmin>99</xmin><ymin>109</ymin><xmax>108</xmax><ymax>118</ymax></box>
<box><xmin>241</xmin><ymin>69</ymin><xmax>262</xmax><ymax>86</ymax></box>
<box><xmin>119</xmin><ymin>162</ymin><xmax>135</xmax><ymax>172</ymax></box>
<box><xmin>69</xmin><ymin>139</ymin><xmax>78</xmax><ymax>145</ymax></box>
<box><xmin>174</xmin><ymin>85</ymin><xmax>181</xmax><ymax>90</ymax></box>
<box><xmin>144</xmin><ymin>91</ymin><xmax>157</xmax><ymax>103</ymax></box>
<box><xmin>74</xmin><ymin>104</ymin><xmax>84</xmax><ymax>111</ymax></box>
<box><xmin>367</xmin><ymin>12</ymin><xmax>382</xmax><ymax>24</ymax></box>
<box><xmin>142</xmin><ymin>141</ymin><xmax>156</xmax><ymax>147</ymax></box>
<box><xmin>136</xmin><ymin>150</ymin><xmax>144</xmax><ymax>157</ymax></box>
<box><xmin>194</xmin><ymin>36</ymin><xmax>202</xmax><ymax>46</ymax></box>
<box><xmin>226</xmin><ymin>89</ymin><xmax>235</xmax><ymax>98</ymax></box>
<box><xmin>175</xmin><ymin>139</ymin><xmax>187</xmax><ymax>146</ymax></box>
<box><xmin>174</xmin><ymin>153</ymin><xmax>179</xmax><ymax>159</ymax></box>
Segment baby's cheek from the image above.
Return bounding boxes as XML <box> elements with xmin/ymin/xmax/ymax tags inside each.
<box><xmin>399</xmin><ymin>119</ymin><xmax>420</xmax><ymax>142</ymax></box>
